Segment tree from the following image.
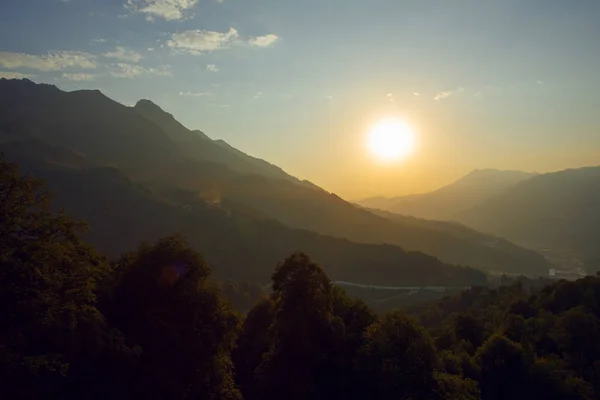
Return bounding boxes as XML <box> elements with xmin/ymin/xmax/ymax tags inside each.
<box><xmin>255</xmin><ymin>253</ymin><xmax>341</xmax><ymax>400</ymax></box>
<box><xmin>433</xmin><ymin>372</ymin><xmax>481</xmax><ymax>400</ymax></box>
<box><xmin>453</xmin><ymin>314</ymin><xmax>486</xmax><ymax>350</ymax></box>
<box><xmin>233</xmin><ymin>296</ymin><xmax>276</xmax><ymax>400</ymax></box>
<box><xmin>475</xmin><ymin>334</ymin><xmax>529</xmax><ymax>400</ymax></box>
<box><xmin>550</xmin><ymin>307</ymin><xmax>600</xmax><ymax>392</ymax></box>
<box><xmin>0</xmin><ymin>157</ymin><xmax>129</xmax><ymax>399</ymax></box>
<box><xmin>104</xmin><ymin>235</ymin><xmax>241</xmax><ymax>400</ymax></box>
<box><xmin>357</xmin><ymin>310</ymin><xmax>438</xmax><ymax>400</ymax></box>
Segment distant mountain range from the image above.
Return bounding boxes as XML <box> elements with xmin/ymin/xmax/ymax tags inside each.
<box><xmin>358</xmin><ymin>169</ymin><xmax>536</xmax><ymax>220</ymax></box>
<box><xmin>456</xmin><ymin>166</ymin><xmax>600</xmax><ymax>265</ymax></box>
<box><xmin>359</xmin><ymin>160</ymin><xmax>600</xmax><ymax>269</ymax></box>
<box><xmin>0</xmin><ymin>78</ymin><xmax>554</xmax><ymax>282</ymax></box>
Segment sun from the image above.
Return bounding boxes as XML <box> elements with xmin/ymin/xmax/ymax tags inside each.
<box><xmin>367</xmin><ymin>118</ymin><xmax>416</xmax><ymax>161</ymax></box>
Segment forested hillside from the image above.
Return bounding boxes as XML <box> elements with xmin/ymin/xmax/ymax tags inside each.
<box><xmin>1</xmin><ymin>157</ymin><xmax>597</xmax><ymax>400</ymax></box>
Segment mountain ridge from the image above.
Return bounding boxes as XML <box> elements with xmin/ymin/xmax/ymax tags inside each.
<box><xmin>456</xmin><ymin>165</ymin><xmax>600</xmax><ymax>266</ymax></box>
<box><xmin>0</xmin><ymin>78</ymin><xmax>553</xmax><ymax>277</ymax></box>
<box><xmin>358</xmin><ymin>168</ymin><xmax>537</xmax><ymax>220</ymax></box>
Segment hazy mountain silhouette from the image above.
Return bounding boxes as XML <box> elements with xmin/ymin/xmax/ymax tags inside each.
<box><xmin>456</xmin><ymin>166</ymin><xmax>600</xmax><ymax>265</ymax></box>
<box><xmin>3</xmin><ymin>146</ymin><xmax>487</xmax><ymax>287</ymax></box>
<box><xmin>358</xmin><ymin>169</ymin><xmax>536</xmax><ymax>220</ymax></box>
<box><xmin>365</xmin><ymin>207</ymin><xmax>550</xmax><ymax>272</ymax></box>
<box><xmin>0</xmin><ymin>78</ymin><xmax>552</xmax><ymax>276</ymax></box>
<box><xmin>133</xmin><ymin>99</ymin><xmax>321</xmax><ymax>190</ymax></box>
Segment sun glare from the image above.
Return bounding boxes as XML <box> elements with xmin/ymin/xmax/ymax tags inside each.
<box><xmin>367</xmin><ymin>118</ymin><xmax>416</xmax><ymax>161</ymax></box>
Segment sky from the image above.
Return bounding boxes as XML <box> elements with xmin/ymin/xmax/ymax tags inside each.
<box><xmin>1</xmin><ymin>0</ymin><xmax>599</xmax><ymax>199</ymax></box>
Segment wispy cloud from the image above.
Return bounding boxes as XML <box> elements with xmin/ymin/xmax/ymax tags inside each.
<box><xmin>433</xmin><ymin>87</ymin><xmax>464</xmax><ymax>101</ymax></box>
<box><xmin>248</xmin><ymin>34</ymin><xmax>279</xmax><ymax>47</ymax></box>
<box><xmin>0</xmin><ymin>71</ymin><xmax>36</xmax><ymax>79</ymax></box>
<box><xmin>386</xmin><ymin>92</ymin><xmax>394</xmax><ymax>102</ymax></box>
<box><xmin>61</xmin><ymin>73</ymin><xmax>98</xmax><ymax>81</ymax></box>
<box><xmin>179</xmin><ymin>91</ymin><xmax>212</xmax><ymax>97</ymax></box>
<box><xmin>109</xmin><ymin>63</ymin><xmax>171</xmax><ymax>78</ymax></box>
<box><xmin>254</xmin><ymin>92</ymin><xmax>263</xmax><ymax>99</ymax></box>
<box><xmin>103</xmin><ymin>46</ymin><xmax>143</xmax><ymax>62</ymax></box>
<box><xmin>206</xmin><ymin>64</ymin><xmax>219</xmax><ymax>72</ymax></box>
<box><xmin>0</xmin><ymin>51</ymin><xmax>97</xmax><ymax>71</ymax></box>
<box><xmin>125</xmin><ymin>0</ymin><xmax>198</xmax><ymax>21</ymax></box>
<box><xmin>168</xmin><ymin>29</ymin><xmax>280</xmax><ymax>54</ymax></box>
<box><xmin>168</xmin><ymin>28</ymin><xmax>238</xmax><ymax>53</ymax></box>
<box><xmin>433</xmin><ymin>91</ymin><xmax>452</xmax><ymax>101</ymax></box>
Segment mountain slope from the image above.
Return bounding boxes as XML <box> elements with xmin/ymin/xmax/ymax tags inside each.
<box><xmin>365</xmin><ymin>207</ymin><xmax>551</xmax><ymax>274</ymax></box>
<box><xmin>0</xmin><ymin>79</ymin><xmax>179</xmax><ymax>173</ymax></box>
<box><xmin>456</xmin><ymin>166</ymin><xmax>600</xmax><ymax>264</ymax></box>
<box><xmin>2</xmin><ymin>147</ymin><xmax>486</xmax><ymax>287</ymax></box>
<box><xmin>0</xmin><ymin>78</ymin><xmax>552</xmax><ymax>276</ymax></box>
<box><xmin>359</xmin><ymin>169</ymin><xmax>536</xmax><ymax>220</ymax></box>
<box><xmin>133</xmin><ymin>99</ymin><xmax>320</xmax><ymax>190</ymax></box>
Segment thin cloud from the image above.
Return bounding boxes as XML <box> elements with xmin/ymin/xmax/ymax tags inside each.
<box><xmin>103</xmin><ymin>46</ymin><xmax>143</xmax><ymax>63</ymax></box>
<box><xmin>62</xmin><ymin>73</ymin><xmax>98</xmax><ymax>81</ymax></box>
<box><xmin>433</xmin><ymin>91</ymin><xmax>452</xmax><ymax>101</ymax></box>
<box><xmin>125</xmin><ymin>0</ymin><xmax>198</xmax><ymax>21</ymax></box>
<box><xmin>254</xmin><ymin>92</ymin><xmax>263</xmax><ymax>99</ymax></box>
<box><xmin>168</xmin><ymin>28</ymin><xmax>238</xmax><ymax>54</ymax></box>
<box><xmin>248</xmin><ymin>34</ymin><xmax>279</xmax><ymax>47</ymax></box>
<box><xmin>109</xmin><ymin>63</ymin><xmax>171</xmax><ymax>78</ymax></box>
<box><xmin>168</xmin><ymin>29</ymin><xmax>280</xmax><ymax>54</ymax></box>
<box><xmin>206</xmin><ymin>64</ymin><xmax>219</xmax><ymax>72</ymax></box>
<box><xmin>434</xmin><ymin>87</ymin><xmax>465</xmax><ymax>101</ymax></box>
<box><xmin>180</xmin><ymin>91</ymin><xmax>212</xmax><ymax>97</ymax></box>
<box><xmin>0</xmin><ymin>51</ymin><xmax>97</xmax><ymax>71</ymax></box>
<box><xmin>0</xmin><ymin>71</ymin><xmax>36</xmax><ymax>79</ymax></box>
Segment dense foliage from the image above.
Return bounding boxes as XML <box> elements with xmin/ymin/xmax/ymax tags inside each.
<box><xmin>1</xmin><ymin>157</ymin><xmax>598</xmax><ymax>399</ymax></box>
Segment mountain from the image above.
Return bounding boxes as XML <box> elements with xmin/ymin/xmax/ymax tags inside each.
<box><xmin>456</xmin><ymin>166</ymin><xmax>600</xmax><ymax>267</ymax></box>
<box><xmin>358</xmin><ymin>169</ymin><xmax>536</xmax><ymax>220</ymax></box>
<box><xmin>365</xmin><ymin>207</ymin><xmax>551</xmax><ymax>275</ymax></box>
<box><xmin>2</xmin><ymin>147</ymin><xmax>486</xmax><ymax>287</ymax></box>
<box><xmin>133</xmin><ymin>99</ymin><xmax>320</xmax><ymax>190</ymax></box>
<box><xmin>0</xmin><ymin>78</ymin><xmax>552</xmax><ymax>276</ymax></box>
<box><xmin>0</xmin><ymin>79</ymin><xmax>179</xmax><ymax>174</ymax></box>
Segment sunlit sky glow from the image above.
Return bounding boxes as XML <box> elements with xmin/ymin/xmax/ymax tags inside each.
<box><xmin>1</xmin><ymin>0</ymin><xmax>599</xmax><ymax>199</ymax></box>
<box><xmin>367</xmin><ymin>118</ymin><xmax>416</xmax><ymax>162</ymax></box>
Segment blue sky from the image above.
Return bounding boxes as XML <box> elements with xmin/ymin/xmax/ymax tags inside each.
<box><xmin>1</xmin><ymin>0</ymin><xmax>599</xmax><ymax>198</ymax></box>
